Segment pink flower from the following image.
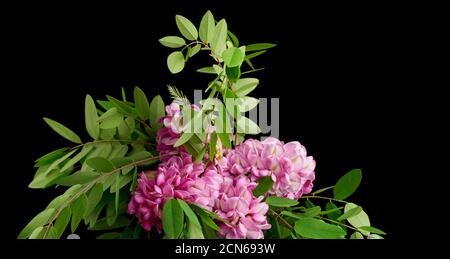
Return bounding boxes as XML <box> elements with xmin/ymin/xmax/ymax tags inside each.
<box><xmin>219</xmin><ymin>137</ymin><xmax>316</xmax><ymax>200</ymax></box>
<box><xmin>189</xmin><ymin>165</ymin><xmax>226</xmax><ymax>211</ymax></box>
<box><xmin>156</xmin><ymin>102</ymin><xmax>201</xmax><ymax>160</ymax></box>
<box><xmin>128</xmin><ymin>153</ymin><xmax>204</xmax><ymax>232</ymax></box>
<box><xmin>215</xmin><ymin>176</ymin><xmax>271</xmax><ymax>239</ymax></box>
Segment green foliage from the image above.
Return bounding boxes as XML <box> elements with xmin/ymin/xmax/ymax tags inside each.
<box><xmin>253</xmin><ymin>176</ymin><xmax>274</xmax><ymax>197</ymax></box>
<box><xmin>159</xmin><ymin>36</ymin><xmax>186</xmax><ymax>48</ymax></box>
<box><xmin>167</xmin><ymin>51</ymin><xmax>185</xmax><ymax>74</ymax></box>
<box><xmin>43</xmin><ymin>117</ymin><xmax>82</xmax><ymax>144</ymax></box>
<box><xmin>294</xmin><ymin>218</ymin><xmax>346</xmax><ymax>239</ymax></box>
<box><xmin>175</xmin><ymin>15</ymin><xmax>198</xmax><ymax>41</ymax></box>
<box><xmin>85</xmin><ymin>95</ymin><xmax>100</xmax><ymax>139</ymax></box>
<box><xmin>334</xmin><ymin>169</ymin><xmax>362</xmax><ymax>200</ymax></box>
<box><xmin>162</xmin><ymin>199</ymin><xmax>184</xmax><ymax>239</ymax></box>
<box><xmin>134</xmin><ymin>87</ymin><xmax>151</xmax><ymax>121</ymax></box>
<box><xmin>199</xmin><ymin>11</ymin><xmax>215</xmax><ymax>43</ymax></box>
<box><xmin>266</xmin><ymin>196</ymin><xmax>299</xmax><ymax>207</ymax></box>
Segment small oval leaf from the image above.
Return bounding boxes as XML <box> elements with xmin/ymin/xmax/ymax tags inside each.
<box><xmin>167</xmin><ymin>51</ymin><xmax>185</xmax><ymax>74</ymax></box>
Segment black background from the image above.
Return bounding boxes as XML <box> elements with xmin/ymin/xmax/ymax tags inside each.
<box><xmin>4</xmin><ymin>1</ymin><xmax>420</xmax><ymax>242</ymax></box>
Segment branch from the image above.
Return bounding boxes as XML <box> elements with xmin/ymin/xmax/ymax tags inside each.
<box><xmin>70</xmin><ymin>139</ymin><xmax>150</xmax><ymax>151</ymax></box>
<box><xmin>42</xmin><ymin>152</ymin><xmax>177</xmax><ymax>238</ymax></box>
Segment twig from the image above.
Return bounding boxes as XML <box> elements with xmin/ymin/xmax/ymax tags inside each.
<box><xmin>42</xmin><ymin>152</ymin><xmax>177</xmax><ymax>238</ymax></box>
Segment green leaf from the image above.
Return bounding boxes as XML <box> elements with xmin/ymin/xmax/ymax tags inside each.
<box><xmin>106</xmin><ymin>95</ymin><xmax>135</xmax><ymax>116</ymax></box>
<box><xmin>174</xmin><ymin>132</ymin><xmax>194</xmax><ymax>147</ymax></box>
<box><xmin>311</xmin><ymin>186</ymin><xmax>334</xmax><ymax>196</ymax></box>
<box><xmin>191</xmin><ymin>205</ymin><xmax>220</xmax><ymax>231</ymax></box>
<box><xmin>132</xmin><ymin>224</ymin><xmax>142</xmax><ymax>239</ymax></box>
<box><xmin>237</xmin><ymin>97</ymin><xmax>259</xmax><ymax>112</ymax></box>
<box><xmin>71</xmin><ymin>194</ymin><xmax>88</xmax><ymax>232</ymax></box>
<box><xmin>227</xmin><ymin>30</ymin><xmax>239</xmax><ymax>47</ymax></box>
<box><xmin>334</xmin><ymin>169</ymin><xmax>362</xmax><ymax>200</ymax></box>
<box><xmin>43</xmin><ymin>117</ymin><xmax>82</xmax><ymax>144</ymax></box>
<box><xmin>295</xmin><ymin>218</ymin><xmax>346</xmax><ymax>239</ymax></box>
<box><xmin>54</xmin><ymin>171</ymin><xmax>99</xmax><ymax>186</ymax></box>
<box><xmin>134</xmin><ymin>87</ymin><xmax>151</xmax><ymax>121</ymax></box>
<box><xmin>196</xmin><ymin>66</ymin><xmax>216</xmax><ymax>74</ymax></box>
<box><xmin>149</xmin><ymin>95</ymin><xmax>165</xmax><ymax>129</ymax></box>
<box><xmin>89</xmin><ymin>216</ymin><xmax>129</xmax><ymax>231</ymax></box>
<box><xmin>187</xmin><ymin>219</ymin><xmax>204</xmax><ymax>239</ymax></box>
<box><xmin>226</xmin><ymin>66</ymin><xmax>241</xmax><ymax>83</ymax></box>
<box><xmin>211</xmin><ymin>19</ymin><xmax>227</xmax><ymax>56</ymax></box>
<box><xmin>234</xmin><ymin>78</ymin><xmax>259</xmax><ymax>97</ymax></box>
<box><xmin>128</xmin><ymin>150</ymin><xmax>153</xmax><ymax>162</ymax></box>
<box><xmin>84</xmin><ymin>183</ymin><xmax>103</xmax><ymax>218</ymax></box>
<box><xmin>305</xmin><ymin>199</ymin><xmax>315</xmax><ymax>208</ymax></box>
<box><xmin>175</xmin><ymin>15</ymin><xmax>198</xmax><ymax>40</ymax></box>
<box><xmin>115</xmin><ymin>173</ymin><xmax>120</xmax><ymax>215</ymax></box>
<box><xmin>44</xmin><ymin>226</ymin><xmax>58</xmax><ymax>239</ymax></box>
<box><xmin>60</xmin><ymin>145</ymin><xmax>94</xmax><ymax>172</ymax></box>
<box><xmin>99</xmin><ymin>128</ymin><xmax>117</xmax><ymax>140</ymax></box>
<box><xmin>189</xmin><ymin>44</ymin><xmax>201</xmax><ymax>57</ymax></box>
<box><xmin>266</xmin><ymin>196</ymin><xmax>299</xmax><ymax>207</ymax></box>
<box><xmin>222</xmin><ymin>47</ymin><xmax>244</xmax><ymax>67</ymax></box>
<box><xmin>108</xmin><ymin>144</ymin><xmax>129</xmax><ymax>160</ymax></box>
<box><xmin>195</xmin><ymin>146</ymin><xmax>207</xmax><ymax>163</ymax></box>
<box><xmin>358</xmin><ymin>226</ymin><xmax>386</xmax><ymax>235</ymax></box>
<box><xmin>34</xmin><ymin>148</ymin><xmax>68</xmax><ymax>167</ymax></box>
<box><xmin>40</xmin><ymin>149</ymin><xmax>77</xmax><ymax>176</ymax></box>
<box><xmin>162</xmin><ymin>199</ymin><xmax>184</xmax><ymax>239</ymax></box>
<box><xmin>18</xmin><ymin>208</ymin><xmax>56</xmax><ymax>239</ymax></box>
<box><xmin>350</xmin><ymin>232</ymin><xmax>364</xmax><ymax>239</ymax></box>
<box><xmin>54</xmin><ymin>206</ymin><xmax>71</xmax><ymax>238</ymax></box>
<box><xmin>209</xmin><ymin>132</ymin><xmax>217</xmax><ymax>161</ymax></box>
<box><xmin>86</xmin><ymin>157</ymin><xmax>115</xmax><ymax>172</ymax></box>
<box><xmin>236</xmin><ymin>116</ymin><xmax>261</xmax><ymax>134</ymax></box>
<box><xmin>337</xmin><ymin>206</ymin><xmax>362</xmax><ymax>221</ymax></box>
<box><xmin>97</xmin><ymin>100</ymin><xmax>113</xmax><ymax>111</ymax></box>
<box><xmin>298</xmin><ymin>206</ymin><xmax>322</xmax><ymax>218</ymax></box>
<box><xmin>159</xmin><ymin>36</ymin><xmax>186</xmax><ymax>48</ymax></box>
<box><xmin>199</xmin><ymin>10</ymin><xmax>215</xmax><ymax>43</ymax></box>
<box><xmin>29</xmin><ymin>167</ymin><xmax>70</xmax><ymax>189</ymax></box>
<box><xmin>85</xmin><ymin>94</ymin><xmax>100</xmax><ymax>139</ymax></box>
<box><xmin>320</xmin><ymin>206</ymin><xmax>344</xmax><ymax>216</ymax></box>
<box><xmin>246</xmin><ymin>43</ymin><xmax>276</xmax><ymax>52</ymax></box>
<box><xmin>98</xmin><ymin>108</ymin><xmax>123</xmax><ymax>129</ymax></box>
<box><xmin>367</xmin><ymin>234</ymin><xmax>384</xmax><ymax>239</ymax></box>
<box><xmin>217</xmin><ymin>133</ymin><xmax>231</xmax><ymax>149</ymax></box>
<box><xmin>177</xmin><ymin>199</ymin><xmax>201</xmax><ymax>228</ymax></box>
<box><xmin>245</xmin><ymin>50</ymin><xmax>267</xmax><ymax>60</ymax></box>
<box><xmin>97</xmin><ymin>232</ymin><xmax>121</xmax><ymax>239</ymax></box>
<box><xmin>167</xmin><ymin>51</ymin><xmax>185</xmax><ymax>74</ymax></box>
<box><xmin>325</xmin><ymin>201</ymin><xmax>342</xmax><ymax>221</ymax></box>
<box><xmin>46</xmin><ymin>185</ymin><xmax>82</xmax><ymax>209</ymax></box>
<box><xmin>253</xmin><ymin>176</ymin><xmax>274</xmax><ymax>197</ymax></box>
<box><xmin>344</xmin><ymin>203</ymin><xmax>370</xmax><ymax>235</ymax></box>
<box><xmin>281</xmin><ymin>211</ymin><xmax>301</xmax><ymax>219</ymax></box>
<box><xmin>29</xmin><ymin>227</ymin><xmax>44</xmax><ymax>239</ymax></box>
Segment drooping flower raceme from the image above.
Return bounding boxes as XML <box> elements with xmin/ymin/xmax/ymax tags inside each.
<box><xmin>128</xmin><ymin>153</ymin><xmax>204</xmax><ymax>232</ymax></box>
<box><xmin>215</xmin><ymin>176</ymin><xmax>271</xmax><ymax>239</ymax></box>
<box><xmin>218</xmin><ymin>137</ymin><xmax>316</xmax><ymax>200</ymax></box>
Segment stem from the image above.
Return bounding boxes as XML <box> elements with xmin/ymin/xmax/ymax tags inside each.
<box><xmin>269</xmin><ymin>209</ymin><xmax>293</xmax><ymax>230</ymax></box>
<box><xmin>42</xmin><ymin>152</ymin><xmax>177</xmax><ymax>238</ymax></box>
<box><xmin>300</xmin><ymin>196</ymin><xmax>348</xmax><ymax>204</ymax></box>
<box><xmin>70</xmin><ymin>139</ymin><xmax>150</xmax><ymax>151</ymax></box>
<box><xmin>318</xmin><ymin>216</ymin><xmax>366</xmax><ymax>236</ymax></box>
<box><xmin>136</xmin><ymin>118</ymin><xmax>151</xmax><ymax>129</ymax></box>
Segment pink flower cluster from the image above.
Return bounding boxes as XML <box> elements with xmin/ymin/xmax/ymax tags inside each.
<box><xmin>129</xmin><ymin>102</ymin><xmax>316</xmax><ymax>239</ymax></box>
